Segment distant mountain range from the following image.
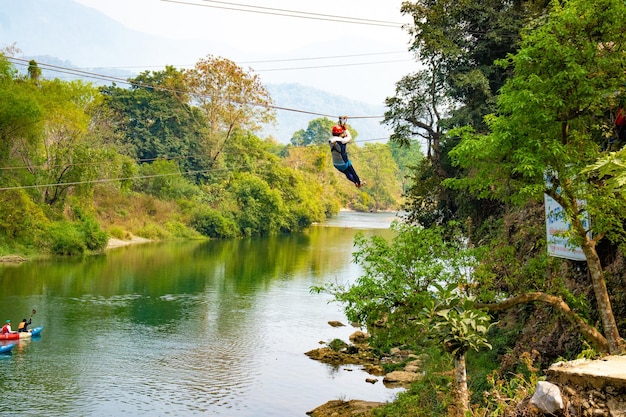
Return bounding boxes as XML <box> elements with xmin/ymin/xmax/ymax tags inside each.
<box><xmin>1</xmin><ymin>0</ymin><xmax>392</xmax><ymax>143</ymax></box>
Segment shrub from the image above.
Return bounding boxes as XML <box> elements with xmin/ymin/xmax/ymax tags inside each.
<box><xmin>190</xmin><ymin>208</ymin><xmax>239</xmax><ymax>239</ymax></box>
<box><xmin>78</xmin><ymin>215</ymin><xmax>109</xmax><ymax>251</ymax></box>
<box><xmin>47</xmin><ymin>221</ymin><xmax>86</xmax><ymax>256</ymax></box>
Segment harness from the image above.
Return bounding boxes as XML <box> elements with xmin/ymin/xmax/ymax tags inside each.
<box><xmin>331</xmin><ymin>141</ymin><xmax>349</xmax><ymax>163</ymax></box>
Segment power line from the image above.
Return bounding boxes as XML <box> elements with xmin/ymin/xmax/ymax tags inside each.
<box><xmin>255</xmin><ymin>59</ymin><xmax>412</xmax><ymax>72</ymax></box>
<box><xmin>161</xmin><ymin>0</ymin><xmax>404</xmax><ymax>27</ymax></box>
<box><xmin>8</xmin><ymin>56</ymin><xmax>385</xmax><ymax>120</ymax></box>
<box><xmin>0</xmin><ymin>139</ymin><xmax>392</xmax><ymax>191</ymax></box>
<box><xmin>96</xmin><ymin>50</ymin><xmax>410</xmax><ymax>70</ymax></box>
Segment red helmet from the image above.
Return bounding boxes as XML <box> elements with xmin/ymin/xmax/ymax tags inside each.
<box><xmin>332</xmin><ymin>125</ymin><xmax>344</xmax><ymax>136</ymax></box>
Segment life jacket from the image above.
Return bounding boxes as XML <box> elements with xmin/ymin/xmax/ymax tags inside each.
<box><xmin>18</xmin><ymin>321</ymin><xmax>26</xmax><ymax>332</ymax></box>
<box><xmin>1</xmin><ymin>324</ymin><xmax>9</xmax><ymax>334</ymax></box>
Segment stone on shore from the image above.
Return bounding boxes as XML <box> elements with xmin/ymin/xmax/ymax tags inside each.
<box><xmin>306</xmin><ymin>400</ymin><xmax>385</xmax><ymax>417</ymax></box>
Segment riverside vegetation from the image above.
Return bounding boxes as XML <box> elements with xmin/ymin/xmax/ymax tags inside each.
<box><xmin>4</xmin><ymin>0</ymin><xmax>626</xmax><ymax>415</ymax></box>
<box><xmin>0</xmin><ymin>52</ymin><xmax>413</xmax><ymax>258</ymax></box>
<box><xmin>312</xmin><ymin>0</ymin><xmax>626</xmax><ymax>416</ymax></box>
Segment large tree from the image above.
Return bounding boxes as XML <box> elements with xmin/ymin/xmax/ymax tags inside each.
<box><xmin>450</xmin><ymin>0</ymin><xmax>626</xmax><ymax>353</ymax></box>
<box><xmin>185</xmin><ymin>55</ymin><xmax>275</xmax><ymax>164</ymax></box>
<box><xmin>101</xmin><ymin>66</ymin><xmax>210</xmax><ymax>182</ymax></box>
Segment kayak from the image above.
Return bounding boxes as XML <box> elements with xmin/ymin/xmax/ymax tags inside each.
<box><xmin>0</xmin><ymin>326</ymin><xmax>43</xmax><ymax>340</ymax></box>
<box><xmin>0</xmin><ymin>343</ymin><xmax>15</xmax><ymax>354</ymax></box>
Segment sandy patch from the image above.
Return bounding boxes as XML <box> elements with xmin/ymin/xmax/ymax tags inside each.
<box><xmin>107</xmin><ymin>236</ymin><xmax>152</xmax><ymax>249</ymax></box>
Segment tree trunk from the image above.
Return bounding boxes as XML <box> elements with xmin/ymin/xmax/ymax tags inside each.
<box><xmin>550</xmin><ymin>190</ymin><xmax>623</xmax><ymax>354</ymax></box>
<box><xmin>567</xmin><ymin>197</ymin><xmax>623</xmax><ymax>354</ymax></box>
<box><xmin>454</xmin><ymin>352</ymin><xmax>470</xmax><ymax>417</ymax></box>
<box><xmin>579</xmin><ymin>236</ymin><xmax>623</xmax><ymax>354</ymax></box>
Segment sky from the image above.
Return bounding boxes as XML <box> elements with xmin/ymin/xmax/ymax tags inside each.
<box><xmin>72</xmin><ymin>0</ymin><xmax>419</xmax><ymax>105</ymax></box>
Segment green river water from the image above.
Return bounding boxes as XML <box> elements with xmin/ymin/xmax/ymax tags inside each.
<box><xmin>0</xmin><ymin>211</ymin><xmax>403</xmax><ymax>417</ymax></box>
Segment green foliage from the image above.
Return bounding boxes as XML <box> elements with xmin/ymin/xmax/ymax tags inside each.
<box><xmin>0</xmin><ymin>189</ymin><xmax>48</xmax><ymax>243</ymax></box>
<box><xmin>328</xmin><ymin>338</ymin><xmax>349</xmax><ymax>352</ymax></box>
<box><xmin>46</xmin><ymin>221</ymin><xmax>87</xmax><ymax>256</ymax></box>
<box><xmin>319</xmin><ymin>222</ymin><xmax>477</xmax><ymax>345</ymax></box>
<box><xmin>134</xmin><ymin>159</ymin><xmax>200</xmax><ymax>200</ymax></box>
<box><xmin>373</xmin><ymin>348</ymin><xmax>453</xmax><ymax>417</ymax></box>
<box><xmin>75</xmin><ymin>210</ymin><xmax>109</xmax><ymax>252</ymax></box>
<box><xmin>190</xmin><ymin>208</ymin><xmax>239</xmax><ymax>239</ymax></box>
<box><xmin>100</xmin><ymin>66</ymin><xmax>211</xmax><ymax>178</ymax></box>
<box><xmin>421</xmin><ymin>283</ymin><xmax>493</xmax><ymax>356</ymax></box>
<box><xmin>230</xmin><ymin>172</ymin><xmax>284</xmax><ymax>236</ymax></box>
<box><xmin>290</xmin><ymin>117</ymin><xmax>337</xmax><ymax>146</ymax></box>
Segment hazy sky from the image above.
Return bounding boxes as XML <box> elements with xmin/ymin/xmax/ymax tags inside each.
<box><xmin>73</xmin><ymin>0</ymin><xmax>419</xmax><ymax>104</ymax></box>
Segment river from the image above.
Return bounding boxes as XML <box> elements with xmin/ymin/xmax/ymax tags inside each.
<box><xmin>0</xmin><ymin>211</ymin><xmax>404</xmax><ymax>417</ymax></box>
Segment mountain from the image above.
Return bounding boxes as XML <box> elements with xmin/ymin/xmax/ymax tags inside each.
<box><xmin>1</xmin><ymin>0</ymin><xmax>393</xmax><ymax>144</ymax></box>
<box><xmin>263</xmin><ymin>83</ymin><xmax>391</xmax><ymax>143</ymax></box>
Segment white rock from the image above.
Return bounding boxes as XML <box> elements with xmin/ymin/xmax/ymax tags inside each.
<box><xmin>530</xmin><ymin>381</ymin><xmax>564</xmax><ymax>414</ymax></box>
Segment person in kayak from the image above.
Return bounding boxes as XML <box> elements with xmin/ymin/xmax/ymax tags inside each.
<box><xmin>18</xmin><ymin>318</ymin><xmax>31</xmax><ymax>332</ymax></box>
<box><xmin>1</xmin><ymin>319</ymin><xmax>15</xmax><ymax>334</ymax></box>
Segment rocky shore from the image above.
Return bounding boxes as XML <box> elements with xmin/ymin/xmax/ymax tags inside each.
<box><xmin>304</xmin><ymin>323</ymin><xmax>424</xmax><ymax>417</ymax></box>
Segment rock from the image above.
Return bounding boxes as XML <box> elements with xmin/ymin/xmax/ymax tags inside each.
<box><xmin>363</xmin><ymin>364</ymin><xmax>385</xmax><ymax>376</ymax></box>
<box><xmin>306</xmin><ymin>400</ymin><xmax>385</xmax><ymax>417</ymax></box>
<box><xmin>349</xmin><ymin>331</ymin><xmax>370</xmax><ymax>344</ymax></box>
<box><xmin>530</xmin><ymin>381</ymin><xmax>564</xmax><ymax>414</ymax></box>
<box><xmin>328</xmin><ymin>321</ymin><xmax>345</xmax><ymax>327</ymax></box>
<box><xmin>365</xmin><ymin>378</ymin><xmax>378</xmax><ymax>384</ymax></box>
<box><xmin>304</xmin><ymin>346</ymin><xmax>378</xmax><ymax>366</ymax></box>
<box><xmin>383</xmin><ymin>370</ymin><xmax>421</xmax><ymax>385</ymax></box>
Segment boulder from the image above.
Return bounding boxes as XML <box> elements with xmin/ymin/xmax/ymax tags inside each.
<box><xmin>383</xmin><ymin>370</ymin><xmax>422</xmax><ymax>385</ymax></box>
<box><xmin>530</xmin><ymin>381</ymin><xmax>564</xmax><ymax>414</ymax></box>
<box><xmin>349</xmin><ymin>331</ymin><xmax>370</xmax><ymax>344</ymax></box>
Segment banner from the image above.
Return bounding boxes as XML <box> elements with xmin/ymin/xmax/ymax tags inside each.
<box><xmin>544</xmin><ymin>193</ymin><xmax>588</xmax><ymax>261</ymax></box>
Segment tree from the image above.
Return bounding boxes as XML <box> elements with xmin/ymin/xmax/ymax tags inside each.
<box><xmin>313</xmin><ymin>222</ymin><xmax>490</xmax><ymax>415</ymax></box>
<box><xmin>185</xmin><ymin>55</ymin><xmax>275</xmax><ymax>163</ymax></box>
<box><xmin>421</xmin><ymin>284</ymin><xmax>492</xmax><ymax>416</ymax></box>
<box><xmin>290</xmin><ymin>117</ymin><xmax>337</xmax><ymax>146</ymax></box>
<box><xmin>385</xmin><ymin>0</ymin><xmax>548</xmax><ymax>226</ymax></box>
<box><xmin>449</xmin><ymin>0</ymin><xmax>626</xmax><ymax>353</ymax></box>
<box><xmin>100</xmin><ymin>66</ymin><xmax>210</xmax><ymax>182</ymax></box>
<box><xmin>27</xmin><ymin>59</ymin><xmax>41</xmax><ymax>82</ymax></box>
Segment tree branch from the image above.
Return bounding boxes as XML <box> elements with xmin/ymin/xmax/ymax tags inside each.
<box><xmin>477</xmin><ymin>292</ymin><xmax>609</xmax><ymax>353</ymax></box>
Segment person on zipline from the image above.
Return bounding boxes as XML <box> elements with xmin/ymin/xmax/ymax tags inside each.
<box><xmin>329</xmin><ymin>117</ymin><xmax>363</xmax><ymax>188</ymax></box>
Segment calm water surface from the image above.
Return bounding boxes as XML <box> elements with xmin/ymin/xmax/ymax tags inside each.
<box><xmin>0</xmin><ymin>212</ymin><xmax>403</xmax><ymax>417</ymax></box>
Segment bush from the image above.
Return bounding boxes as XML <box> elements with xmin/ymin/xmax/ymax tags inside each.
<box><xmin>47</xmin><ymin>222</ymin><xmax>86</xmax><ymax>256</ymax></box>
<box><xmin>108</xmin><ymin>226</ymin><xmax>130</xmax><ymax>240</ymax></box>
<box><xmin>78</xmin><ymin>215</ymin><xmax>109</xmax><ymax>251</ymax></box>
<box><xmin>190</xmin><ymin>208</ymin><xmax>239</xmax><ymax>239</ymax></box>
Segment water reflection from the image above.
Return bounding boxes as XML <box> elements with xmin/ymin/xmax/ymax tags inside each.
<box><xmin>0</xmin><ymin>213</ymin><xmax>401</xmax><ymax>416</ymax></box>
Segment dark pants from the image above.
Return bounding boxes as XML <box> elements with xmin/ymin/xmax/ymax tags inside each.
<box><xmin>336</xmin><ymin>163</ymin><xmax>361</xmax><ymax>187</ymax></box>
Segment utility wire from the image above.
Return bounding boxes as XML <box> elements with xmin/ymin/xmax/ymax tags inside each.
<box><xmin>161</xmin><ymin>0</ymin><xmax>404</xmax><ymax>28</ymax></box>
<box><xmin>255</xmin><ymin>59</ymin><xmax>412</xmax><ymax>72</ymax></box>
<box><xmin>0</xmin><ymin>139</ymin><xmax>393</xmax><ymax>190</ymax></box>
<box><xmin>81</xmin><ymin>50</ymin><xmax>411</xmax><ymax>70</ymax></box>
<box><xmin>8</xmin><ymin>57</ymin><xmax>385</xmax><ymax>120</ymax></box>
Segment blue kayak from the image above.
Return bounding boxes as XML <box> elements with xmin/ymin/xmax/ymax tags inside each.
<box><xmin>0</xmin><ymin>343</ymin><xmax>15</xmax><ymax>354</ymax></box>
